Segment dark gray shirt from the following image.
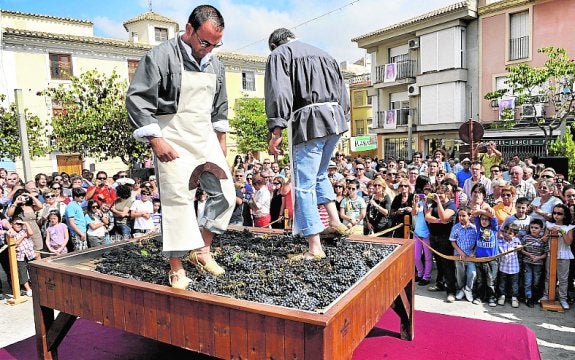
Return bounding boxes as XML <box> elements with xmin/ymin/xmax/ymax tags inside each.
<box><xmin>126</xmin><ymin>35</ymin><xmax>228</xmax><ymax>138</ymax></box>
<box><xmin>265</xmin><ymin>40</ymin><xmax>349</xmax><ymax>145</ymax></box>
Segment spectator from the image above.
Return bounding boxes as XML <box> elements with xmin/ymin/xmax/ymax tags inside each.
<box><xmin>111</xmin><ymin>184</ymin><xmax>133</xmax><ymax>237</ymax></box>
<box><xmin>6</xmin><ymin>218</ymin><xmax>35</xmax><ymax>297</ymax></box>
<box><xmin>463</xmin><ymin>161</ymin><xmax>492</xmax><ymax>199</ymax></box>
<box><xmin>269</xmin><ymin>176</ymin><xmax>286</xmax><ymax>229</ymax></box>
<box><xmin>433</xmin><ymin>148</ymin><xmax>451</xmax><ymax>173</ymax></box>
<box><xmin>64</xmin><ymin>187</ymin><xmax>88</xmax><ymax>251</ymax></box>
<box><xmin>509</xmin><ymin>166</ymin><xmax>537</xmax><ymax>201</ymax></box>
<box><xmin>229</xmin><ymin>182</ymin><xmax>245</xmax><ymax>226</ymax></box>
<box><xmin>249</xmin><ymin>174</ymin><xmax>271</xmax><ymax>228</ymax></box>
<box><xmin>426</xmin><ymin>160</ymin><xmax>440</xmax><ymax>187</ymax></box>
<box><xmin>333</xmin><ymin>180</ymin><xmax>346</xmax><ymax>221</ymax></box>
<box><xmin>327</xmin><ymin>161</ymin><xmax>344</xmax><ymax>183</ymax></box>
<box><xmin>497</xmin><ymin>224</ymin><xmax>522</xmax><ymax>308</ymax></box>
<box><xmin>7</xmin><ymin>189</ymin><xmax>44</xmax><ymax>257</ymax></box>
<box><xmin>473</xmin><ymin>214</ymin><xmax>499</xmax><ymax>307</ymax></box>
<box><xmin>521</xmin><ymin>218</ymin><xmax>547</xmax><ymax>308</ymax></box>
<box><xmin>475</xmin><ymin>141</ymin><xmax>502</xmax><ymax>174</ymax></box>
<box><xmin>87</xmin><ymin>171</ymin><xmax>117</xmax><ymax>206</ymax></box>
<box><xmin>38</xmin><ymin>189</ymin><xmax>67</xmax><ymax>237</ymax></box>
<box><xmin>85</xmin><ymin>200</ymin><xmax>110</xmax><ymax>246</ymax></box>
<box><xmin>35</xmin><ymin>173</ymin><xmax>50</xmax><ymax>195</ymax></box>
<box><xmin>151</xmin><ymin>199</ymin><xmax>162</xmax><ymax>228</ymax></box>
<box><xmin>493</xmin><ymin>183</ymin><xmax>516</xmax><ymax>226</ymax></box>
<box><xmin>468</xmin><ymin>183</ymin><xmax>495</xmax><ymax>221</ymax></box>
<box><xmin>489</xmin><ymin>178</ymin><xmax>507</xmax><ymax>206</ymax></box>
<box><xmin>412</xmin><ymin>175</ymin><xmax>433</xmax><ymax>286</ymax></box>
<box><xmin>365</xmin><ymin>178</ymin><xmax>392</xmax><ymax>236</ymax></box>
<box><xmin>529</xmin><ymin>179</ymin><xmax>562</xmax><ymax>223</ymax></box>
<box><xmin>390</xmin><ymin>178</ymin><xmax>414</xmax><ymax>238</ymax></box>
<box><xmin>339</xmin><ymin>179</ymin><xmax>366</xmax><ymax>236</ymax></box>
<box><xmin>130</xmin><ymin>189</ymin><xmax>154</xmax><ymax>236</ymax></box>
<box><xmin>500</xmin><ymin>197</ymin><xmax>532</xmax><ymax>241</ymax></box>
<box><xmin>456</xmin><ymin>158</ymin><xmax>472</xmax><ymax>188</ymax></box>
<box><xmin>450</xmin><ymin>206</ymin><xmax>477</xmax><ymax>303</ymax></box>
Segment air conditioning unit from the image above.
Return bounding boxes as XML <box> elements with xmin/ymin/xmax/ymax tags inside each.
<box><xmin>408</xmin><ymin>38</ymin><xmax>420</xmax><ymax>49</ymax></box>
<box><xmin>407</xmin><ymin>84</ymin><xmax>419</xmax><ymax>96</ymax></box>
<box><xmin>490</xmin><ymin>99</ymin><xmax>499</xmax><ymax>108</ymax></box>
<box><xmin>521</xmin><ymin>103</ymin><xmax>544</xmax><ymax>118</ymax></box>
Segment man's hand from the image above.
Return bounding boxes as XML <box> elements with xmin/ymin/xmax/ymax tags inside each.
<box><xmin>148</xmin><ymin>137</ymin><xmax>179</xmax><ymax>163</ymax></box>
<box><xmin>268</xmin><ymin>132</ymin><xmax>282</xmax><ymax>155</ymax></box>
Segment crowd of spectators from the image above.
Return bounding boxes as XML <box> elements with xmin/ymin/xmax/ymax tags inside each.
<box><xmin>1</xmin><ymin>142</ymin><xmax>574</xmax><ymax>311</ymax></box>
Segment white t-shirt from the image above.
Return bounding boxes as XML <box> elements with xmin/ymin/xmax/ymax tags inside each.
<box><xmin>130</xmin><ymin>199</ymin><xmax>154</xmax><ymax>230</ymax></box>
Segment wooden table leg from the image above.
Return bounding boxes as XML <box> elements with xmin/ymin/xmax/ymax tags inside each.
<box><xmin>391</xmin><ymin>279</ymin><xmax>414</xmax><ymax>340</ymax></box>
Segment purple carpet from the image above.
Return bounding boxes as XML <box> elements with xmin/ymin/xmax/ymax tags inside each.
<box><xmin>0</xmin><ymin>310</ymin><xmax>540</xmax><ymax>359</ymax></box>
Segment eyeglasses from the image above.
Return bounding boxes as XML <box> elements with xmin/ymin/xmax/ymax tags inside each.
<box><xmin>541</xmin><ymin>174</ymin><xmax>554</xmax><ymax>178</ymax></box>
<box><xmin>44</xmin><ymin>194</ymin><xmax>55</xmax><ymax>199</ymax></box>
<box><xmin>53</xmin><ymin>178</ymin><xmax>62</xmax><ymax>181</ymax></box>
<box><xmin>399</xmin><ymin>184</ymin><xmax>409</xmax><ymax>188</ymax></box>
<box><xmin>193</xmin><ymin>30</ymin><xmax>223</xmax><ymax>48</ymax></box>
<box><xmin>553</xmin><ymin>211</ymin><xmax>565</xmax><ymax>215</ymax></box>
<box><xmin>347</xmin><ymin>187</ymin><xmax>357</xmax><ymax>190</ymax></box>
<box><xmin>356</xmin><ymin>168</ymin><xmax>365</xmax><ymax>170</ymax></box>
<box><xmin>52</xmin><ymin>186</ymin><xmax>61</xmax><ymax>190</ymax></box>
<box><xmin>97</xmin><ymin>177</ymin><xmax>107</xmax><ymax>180</ymax></box>
<box><xmin>501</xmin><ymin>193</ymin><xmax>512</xmax><ymax>197</ymax></box>
<box><xmin>263</xmin><ymin>162</ymin><xmax>270</xmax><ymax>164</ymax></box>
<box><xmin>334</xmin><ymin>185</ymin><xmax>343</xmax><ymax>188</ymax></box>
<box><xmin>141</xmin><ymin>193</ymin><xmax>150</xmax><ymax>196</ymax></box>
<box><xmin>118</xmin><ymin>175</ymin><xmax>128</xmax><ymax>178</ymax></box>
<box><xmin>273</xmin><ymin>183</ymin><xmax>281</xmax><ymax>185</ymax></box>
<box><xmin>235</xmin><ymin>174</ymin><xmax>244</xmax><ymax>177</ymax></box>
<box><xmin>92</xmin><ymin>205</ymin><xmax>99</xmax><ymax>209</ymax></box>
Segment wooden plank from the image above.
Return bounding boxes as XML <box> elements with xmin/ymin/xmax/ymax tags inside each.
<box><xmin>156</xmin><ymin>294</ymin><xmax>171</xmax><ymax>344</ymax></box>
<box><xmin>143</xmin><ymin>291</ymin><xmax>158</xmax><ymax>340</ymax></box>
<box><xmin>51</xmin><ymin>272</ymin><xmax>64</xmax><ymax>310</ymax></box>
<box><xmin>124</xmin><ymin>287</ymin><xmax>139</xmax><ymax>335</ymax></box>
<box><xmin>111</xmin><ymin>284</ymin><xmax>125</xmax><ymax>330</ymax></box>
<box><xmin>196</xmin><ymin>302</ymin><xmax>215</xmax><ymax>355</ymax></box>
<box><xmin>60</xmin><ymin>272</ymin><xmax>73</xmax><ymax>314</ymax></box>
<box><xmin>303</xmin><ymin>323</ymin><xmax>324</xmax><ymax>360</ymax></box>
<box><xmin>284</xmin><ymin>319</ymin><xmax>305</xmax><ymax>360</ymax></box>
<box><xmin>70</xmin><ymin>275</ymin><xmax>82</xmax><ymax>316</ymax></box>
<box><xmin>229</xmin><ymin>309</ymin><xmax>248</xmax><ymax>360</ymax></box>
<box><xmin>90</xmin><ymin>280</ymin><xmax>104</xmax><ymax>323</ymax></box>
<box><xmin>182</xmin><ymin>298</ymin><xmax>200</xmax><ymax>351</ymax></box>
<box><xmin>169</xmin><ymin>296</ymin><xmax>186</xmax><ymax>348</ymax></box>
<box><xmin>213</xmin><ymin>307</ymin><xmax>231</xmax><ymax>359</ymax></box>
<box><xmin>100</xmin><ymin>282</ymin><xmax>114</xmax><ymax>327</ymax></box>
<box><xmin>44</xmin><ymin>271</ymin><xmax>56</xmax><ymax>309</ymax></box>
<box><xmin>246</xmin><ymin>312</ymin><xmax>266</xmax><ymax>359</ymax></box>
<box><xmin>264</xmin><ymin>316</ymin><xmax>284</xmax><ymax>360</ymax></box>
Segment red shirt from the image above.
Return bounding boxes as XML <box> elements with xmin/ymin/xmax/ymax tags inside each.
<box><xmin>87</xmin><ymin>185</ymin><xmax>117</xmax><ymax>206</ymax></box>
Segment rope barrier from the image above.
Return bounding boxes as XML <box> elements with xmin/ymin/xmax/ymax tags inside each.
<box><xmin>367</xmin><ymin>223</ymin><xmax>404</xmax><ymax>238</ymax></box>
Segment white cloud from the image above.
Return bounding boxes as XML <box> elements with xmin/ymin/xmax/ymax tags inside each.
<box><xmin>94</xmin><ymin>0</ymin><xmax>461</xmax><ymax>62</ymax></box>
<box><xmin>93</xmin><ymin>16</ymin><xmax>128</xmax><ymax>40</ymax></box>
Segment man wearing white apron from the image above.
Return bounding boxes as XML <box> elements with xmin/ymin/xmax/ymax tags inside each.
<box><xmin>265</xmin><ymin>28</ymin><xmax>350</xmax><ymax>260</ymax></box>
<box><xmin>127</xmin><ymin>5</ymin><xmax>234</xmax><ymax>289</ymax></box>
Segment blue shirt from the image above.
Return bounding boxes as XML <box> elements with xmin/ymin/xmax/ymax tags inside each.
<box><xmin>413</xmin><ymin>200</ymin><xmax>430</xmax><ymax>238</ymax></box>
<box><xmin>498</xmin><ymin>237</ymin><xmax>522</xmax><ymax>274</ymax></box>
<box><xmin>450</xmin><ymin>222</ymin><xmax>477</xmax><ymax>256</ymax></box>
<box><xmin>475</xmin><ymin>216</ymin><xmax>499</xmax><ymax>258</ymax></box>
<box><xmin>456</xmin><ymin>169</ymin><xmax>472</xmax><ymax>188</ymax></box>
<box><xmin>65</xmin><ymin>201</ymin><xmax>87</xmax><ymax>235</ymax></box>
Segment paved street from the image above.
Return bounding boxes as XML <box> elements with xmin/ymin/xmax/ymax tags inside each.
<box><xmin>1</xmin><ymin>267</ymin><xmax>574</xmax><ymax>359</ymax></box>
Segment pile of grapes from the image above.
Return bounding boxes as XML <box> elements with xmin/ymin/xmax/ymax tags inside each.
<box><xmin>95</xmin><ymin>229</ymin><xmax>398</xmax><ymax>312</ymax></box>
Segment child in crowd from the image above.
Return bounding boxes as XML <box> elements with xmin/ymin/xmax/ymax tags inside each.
<box><xmin>500</xmin><ymin>197</ymin><xmax>532</xmax><ymax>241</ymax></box>
<box><xmin>6</xmin><ymin>218</ymin><xmax>35</xmax><ymax>297</ymax></box>
<box><xmin>449</xmin><ymin>206</ymin><xmax>477</xmax><ymax>302</ymax></box>
<box><xmin>541</xmin><ymin>203</ymin><xmax>574</xmax><ymax>310</ymax></box>
<box><xmin>497</xmin><ymin>224</ymin><xmax>522</xmax><ymax>308</ymax></box>
<box><xmin>152</xmin><ymin>199</ymin><xmax>162</xmax><ymax>228</ymax></box>
<box><xmin>340</xmin><ymin>179</ymin><xmax>367</xmax><ymax>236</ymax></box>
<box><xmin>130</xmin><ymin>189</ymin><xmax>154</xmax><ymax>236</ymax></box>
<box><xmin>521</xmin><ymin>218</ymin><xmax>547</xmax><ymax>307</ymax></box>
<box><xmin>101</xmin><ymin>203</ymin><xmax>115</xmax><ymax>243</ymax></box>
<box><xmin>473</xmin><ymin>214</ymin><xmax>499</xmax><ymax>306</ymax></box>
<box><xmin>45</xmin><ymin>211</ymin><xmax>69</xmax><ymax>255</ymax></box>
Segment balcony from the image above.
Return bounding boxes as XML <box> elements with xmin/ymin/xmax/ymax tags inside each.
<box><xmin>374</xmin><ymin>108</ymin><xmax>414</xmax><ymax>128</ymax></box>
<box><xmin>509</xmin><ymin>36</ymin><xmax>529</xmax><ymax>61</ymax></box>
<box><xmin>374</xmin><ymin>60</ymin><xmax>417</xmax><ymax>84</ymax></box>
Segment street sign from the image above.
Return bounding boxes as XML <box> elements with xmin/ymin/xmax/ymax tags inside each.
<box><xmin>350</xmin><ymin>135</ymin><xmax>377</xmax><ymax>152</ymax></box>
<box><xmin>458</xmin><ymin>119</ymin><xmax>484</xmax><ymax>144</ymax></box>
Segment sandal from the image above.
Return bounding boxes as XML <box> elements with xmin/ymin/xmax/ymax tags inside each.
<box><xmin>288</xmin><ymin>250</ymin><xmax>327</xmax><ymax>261</ymax></box>
<box><xmin>168</xmin><ymin>270</ymin><xmax>192</xmax><ymax>289</ymax></box>
<box><xmin>188</xmin><ymin>251</ymin><xmax>225</xmax><ymax>276</ymax></box>
<box><xmin>321</xmin><ymin>223</ymin><xmax>350</xmax><ymax>237</ymax></box>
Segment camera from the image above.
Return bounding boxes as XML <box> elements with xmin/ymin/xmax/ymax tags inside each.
<box><xmin>556</xmin><ymin>178</ymin><xmax>563</xmax><ymax>184</ymax></box>
<box><xmin>20</xmin><ymin>195</ymin><xmax>29</xmax><ymax>202</ymax></box>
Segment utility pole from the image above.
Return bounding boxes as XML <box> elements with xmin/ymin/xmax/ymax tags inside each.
<box><xmin>14</xmin><ymin>89</ymin><xmax>32</xmax><ymax>181</ymax></box>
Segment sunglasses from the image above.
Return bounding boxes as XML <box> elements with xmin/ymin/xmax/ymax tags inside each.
<box><xmin>92</xmin><ymin>205</ymin><xmax>99</xmax><ymax>209</ymax></box>
<box><xmin>541</xmin><ymin>175</ymin><xmax>554</xmax><ymax>178</ymax></box>
<box><xmin>273</xmin><ymin>182</ymin><xmax>281</xmax><ymax>185</ymax></box>
<box><xmin>193</xmin><ymin>30</ymin><xmax>223</xmax><ymax>48</ymax></box>
<box><xmin>334</xmin><ymin>185</ymin><xmax>343</xmax><ymax>188</ymax></box>
<box><xmin>118</xmin><ymin>175</ymin><xmax>128</xmax><ymax>178</ymax></box>
<box><xmin>97</xmin><ymin>177</ymin><xmax>107</xmax><ymax>180</ymax></box>
<box><xmin>501</xmin><ymin>193</ymin><xmax>512</xmax><ymax>197</ymax></box>
<box><xmin>141</xmin><ymin>193</ymin><xmax>150</xmax><ymax>196</ymax></box>
<box><xmin>553</xmin><ymin>211</ymin><xmax>565</xmax><ymax>215</ymax></box>
<box><xmin>44</xmin><ymin>194</ymin><xmax>55</xmax><ymax>199</ymax></box>
<box><xmin>347</xmin><ymin>187</ymin><xmax>357</xmax><ymax>190</ymax></box>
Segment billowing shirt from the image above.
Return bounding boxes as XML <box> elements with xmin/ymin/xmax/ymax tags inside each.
<box><xmin>265</xmin><ymin>40</ymin><xmax>349</xmax><ymax>145</ymax></box>
<box><xmin>127</xmin><ymin>34</ymin><xmax>228</xmax><ymax>140</ymax></box>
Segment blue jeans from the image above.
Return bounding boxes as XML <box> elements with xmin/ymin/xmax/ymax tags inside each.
<box><xmin>455</xmin><ymin>260</ymin><xmax>476</xmax><ymax>290</ymax></box>
<box><xmin>476</xmin><ymin>260</ymin><xmax>498</xmax><ymax>301</ymax></box>
<box><xmin>292</xmin><ymin>134</ymin><xmax>341</xmax><ymax>237</ymax></box>
<box><xmin>498</xmin><ymin>272</ymin><xmax>519</xmax><ymax>298</ymax></box>
<box><xmin>115</xmin><ymin>224</ymin><xmax>132</xmax><ymax>236</ymax></box>
<box><xmin>523</xmin><ymin>263</ymin><xmax>543</xmax><ymax>299</ymax></box>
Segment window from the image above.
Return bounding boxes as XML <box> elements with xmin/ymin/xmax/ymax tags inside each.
<box><xmin>420</xmin><ymin>27</ymin><xmax>465</xmax><ymax>73</ymax></box>
<box><xmin>509</xmin><ymin>11</ymin><xmax>529</xmax><ymax>60</ymax></box>
<box><xmin>354</xmin><ymin>119</ymin><xmax>365</xmax><ymax>135</ymax></box>
<box><xmin>154</xmin><ymin>27</ymin><xmax>168</xmax><ymax>42</ymax></box>
<box><xmin>128</xmin><ymin>59</ymin><xmax>139</xmax><ymax>82</ymax></box>
<box><xmin>353</xmin><ymin>90</ymin><xmax>367</xmax><ymax>107</ymax></box>
<box><xmin>242</xmin><ymin>71</ymin><xmax>255</xmax><ymax>91</ymax></box>
<box><xmin>49</xmin><ymin>53</ymin><xmax>72</xmax><ymax>80</ymax></box>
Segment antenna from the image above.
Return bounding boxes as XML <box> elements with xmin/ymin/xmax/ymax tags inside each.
<box><xmin>148</xmin><ymin>0</ymin><xmax>153</xmax><ymax>12</ymax></box>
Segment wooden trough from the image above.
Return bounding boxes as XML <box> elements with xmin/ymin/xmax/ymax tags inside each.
<box><xmin>30</xmin><ymin>227</ymin><xmax>414</xmax><ymax>360</ymax></box>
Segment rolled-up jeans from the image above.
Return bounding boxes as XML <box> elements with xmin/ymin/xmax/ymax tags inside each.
<box><xmin>292</xmin><ymin>134</ymin><xmax>341</xmax><ymax>237</ymax></box>
<box><xmin>455</xmin><ymin>260</ymin><xmax>476</xmax><ymax>290</ymax></box>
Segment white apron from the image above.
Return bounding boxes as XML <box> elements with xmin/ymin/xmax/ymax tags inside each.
<box><xmin>157</xmin><ymin>51</ymin><xmax>235</xmax><ymax>252</ymax></box>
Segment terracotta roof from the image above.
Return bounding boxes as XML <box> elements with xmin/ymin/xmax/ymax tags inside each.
<box><xmin>0</xmin><ymin>9</ymin><xmax>92</xmax><ymax>25</ymax></box>
<box><xmin>2</xmin><ymin>27</ymin><xmax>151</xmax><ymax>50</ymax></box>
<box><xmin>123</xmin><ymin>11</ymin><xmax>178</xmax><ymax>31</ymax></box>
<box><xmin>351</xmin><ymin>1</ymin><xmax>469</xmax><ymax>42</ymax></box>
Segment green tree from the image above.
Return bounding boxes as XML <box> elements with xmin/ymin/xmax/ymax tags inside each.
<box><xmin>41</xmin><ymin>69</ymin><xmax>149</xmax><ymax>166</ymax></box>
<box><xmin>229</xmin><ymin>96</ymin><xmax>288</xmax><ymax>156</ymax></box>
<box><xmin>549</xmin><ymin>125</ymin><xmax>575</xmax><ymax>179</ymax></box>
<box><xmin>484</xmin><ymin>47</ymin><xmax>575</xmax><ymax>154</ymax></box>
<box><xmin>0</xmin><ymin>94</ymin><xmax>51</xmax><ymax>160</ymax></box>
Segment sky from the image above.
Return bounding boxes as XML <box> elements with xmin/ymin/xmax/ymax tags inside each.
<box><xmin>0</xmin><ymin>0</ymin><xmax>461</xmax><ymax>62</ymax></box>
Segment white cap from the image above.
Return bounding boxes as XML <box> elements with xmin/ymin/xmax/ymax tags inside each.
<box><xmin>116</xmin><ymin>177</ymin><xmax>135</xmax><ymax>185</ymax></box>
<box><xmin>461</xmin><ymin>158</ymin><xmax>471</xmax><ymax>164</ymax></box>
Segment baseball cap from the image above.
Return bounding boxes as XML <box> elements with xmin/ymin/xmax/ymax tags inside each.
<box><xmin>461</xmin><ymin>158</ymin><xmax>471</xmax><ymax>164</ymax></box>
<box><xmin>328</xmin><ymin>161</ymin><xmax>337</xmax><ymax>168</ymax></box>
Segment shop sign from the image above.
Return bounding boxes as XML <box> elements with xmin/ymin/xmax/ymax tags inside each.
<box><xmin>350</xmin><ymin>135</ymin><xmax>377</xmax><ymax>152</ymax></box>
<box><xmin>492</xmin><ymin>138</ymin><xmax>545</xmax><ymax>146</ymax></box>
